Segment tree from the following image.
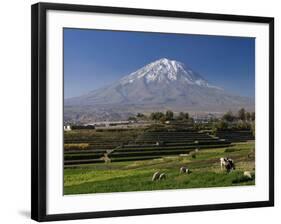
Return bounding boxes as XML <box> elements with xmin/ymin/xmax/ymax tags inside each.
<box><xmin>150</xmin><ymin>112</ymin><xmax>156</xmax><ymax>120</ymax></box>
<box><xmin>184</xmin><ymin>112</ymin><xmax>190</xmax><ymax>120</ymax></box>
<box><xmin>165</xmin><ymin>110</ymin><xmax>174</xmax><ymax>120</ymax></box>
<box><xmin>128</xmin><ymin>116</ymin><xmax>137</xmax><ymax>122</ymax></box>
<box><xmin>177</xmin><ymin>112</ymin><xmax>190</xmax><ymax>121</ymax></box>
<box><xmin>251</xmin><ymin>112</ymin><xmax>255</xmax><ymax>121</ymax></box>
<box><xmin>136</xmin><ymin>113</ymin><xmax>145</xmax><ymax>118</ymax></box>
<box><xmin>245</xmin><ymin>112</ymin><xmax>251</xmax><ymax>121</ymax></box>
<box><xmin>177</xmin><ymin>112</ymin><xmax>185</xmax><ymax>120</ymax></box>
<box><xmin>150</xmin><ymin>112</ymin><xmax>165</xmax><ymax>121</ymax></box>
<box><xmin>216</xmin><ymin>120</ymin><xmax>228</xmax><ymax>130</ymax></box>
<box><xmin>238</xmin><ymin>108</ymin><xmax>246</xmax><ymax>121</ymax></box>
<box><xmin>222</xmin><ymin>111</ymin><xmax>235</xmax><ymax>122</ymax></box>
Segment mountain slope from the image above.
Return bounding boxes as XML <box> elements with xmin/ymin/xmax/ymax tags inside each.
<box><xmin>65</xmin><ymin>58</ymin><xmax>254</xmax><ymax>123</ymax></box>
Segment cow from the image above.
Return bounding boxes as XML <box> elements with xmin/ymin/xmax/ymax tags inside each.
<box><xmin>220</xmin><ymin>157</ymin><xmax>235</xmax><ymax>172</ymax></box>
<box><xmin>180</xmin><ymin>166</ymin><xmax>190</xmax><ymax>174</ymax></box>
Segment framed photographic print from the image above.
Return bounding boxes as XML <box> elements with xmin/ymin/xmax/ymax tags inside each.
<box><xmin>31</xmin><ymin>2</ymin><xmax>274</xmax><ymax>222</ymax></box>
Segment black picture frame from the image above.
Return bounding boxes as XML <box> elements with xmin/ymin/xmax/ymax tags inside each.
<box><xmin>31</xmin><ymin>2</ymin><xmax>274</xmax><ymax>222</ymax></box>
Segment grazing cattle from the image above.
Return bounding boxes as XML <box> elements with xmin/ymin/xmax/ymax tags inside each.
<box><xmin>152</xmin><ymin>171</ymin><xmax>160</xmax><ymax>181</ymax></box>
<box><xmin>227</xmin><ymin>158</ymin><xmax>235</xmax><ymax>170</ymax></box>
<box><xmin>220</xmin><ymin>157</ymin><xmax>235</xmax><ymax>172</ymax></box>
<box><xmin>243</xmin><ymin>171</ymin><xmax>252</xmax><ymax>179</ymax></box>
<box><xmin>220</xmin><ymin>157</ymin><xmax>226</xmax><ymax>170</ymax></box>
<box><xmin>159</xmin><ymin>173</ymin><xmax>166</xmax><ymax>180</ymax></box>
<box><xmin>180</xmin><ymin>166</ymin><xmax>190</xmax><ymax>174</ymax></box>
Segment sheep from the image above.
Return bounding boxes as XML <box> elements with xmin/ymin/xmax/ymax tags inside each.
<box><xmin>159</xmin><ymin>173</ymin><xmax>166</xmax><ymax>180</ymax></box>
<box><xmin>244</xmin><ymin>171</ymin><xmax>252</xmax><ymax>179</ymax></box>
<box><xmin>180</xmin><ymin>166</ymin><xmax>190</xmax><ymax>174</ymax></box>
<box><xmin>152</xmin><ymin>171</ymin><xmax>160</xmax><ymax>181</ymax></box>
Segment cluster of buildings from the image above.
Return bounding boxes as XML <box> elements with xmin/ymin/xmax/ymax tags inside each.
<box><xmin>64</xmin><ymin>120</ymin><xmax>149</xmax><ymax>131</ymax></box>
<box><xmin>63</xmin><ymin>113</ymin><xmax>220</xmax><ymax>131</ymax></box>
<box><xmin>193</xmin><ymin>113</ymin><xmax>217</xmax><ymax>124</ymax></box>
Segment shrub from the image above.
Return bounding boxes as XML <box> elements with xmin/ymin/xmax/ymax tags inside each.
<box><xmin>214</xmin><ymin>120</ymin><xmax>228</xmax><ymax>131</ymax></box>
<box><xmin>222</xmin><ymin>111</ymin><xmax>235</xmax><ymax>122</ymax></box>
<box><xmin>236</xmin><ymin>120</ymin><xmax>251</xmax><ymax>130</ymax></box>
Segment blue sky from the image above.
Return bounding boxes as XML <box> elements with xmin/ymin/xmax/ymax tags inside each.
<box><xmin>64</xmin><ymin>28</ymin><xmax>255</xmax><ymax>99</ymax></box>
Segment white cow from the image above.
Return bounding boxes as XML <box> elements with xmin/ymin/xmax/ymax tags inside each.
<box><xmin>220</xmin><ymin>158</ymin><xmax>227</xmax><ymax>170</ymax></box>
<box><xmin>220</xmin><ymin>157</ymin><xmax>235</xmax><ymax>172</ymax></box>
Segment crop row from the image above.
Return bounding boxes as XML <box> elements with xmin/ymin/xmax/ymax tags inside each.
<box><xmin>216</xmin><ymin>131</ymin><xmax>254</xmax><ymax>142</ymax></box>
<box><xmin>64</xmin><ymin>143</ymin><xmax>230</xmax><ymax>163</ymax></box>
<box><xmin>122</xmin><ymin>139</ymin><xmax>223</xmax><ymax>148</ymax></box>
<box><xmin>137</xmin><ymin>134</ymin><xmax>213</xmax><ymax>138</ymax></box>
<box><xmin>64</xmin><ymin>155</ymin><xmax>161</xmax><ymax>165</ymax></box>
<box><xmin>64</xmin><ymin>139</ymin><xmax>229</xmax><ymax>154</ymax></box>
<box><xmin>65</xmin><ymin>138</ymin><xmax>218</xmax><ymax>147</ymax></box>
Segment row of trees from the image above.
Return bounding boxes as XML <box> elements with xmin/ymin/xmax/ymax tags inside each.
<box><xmin>128</xmin><ymin>111</ymin><xmax>191</xmax><ymax>123</ymax></box>
<box><xmin>213</xmin><ymin>120</ymin><xmax>255</xmax><ymax>136</ymax></box>
<box><xmin>150</xmin><ymin>110</ymin><xmax>191</xmax><ymax>122</ymax></box>
<box><xmin>222</xmin><ymin>108</ymin><xmax>255</xmax><ymax>122</ymax></box>
<box><xmin>129</xmin><ymin>108</ymin><xmax>255</xmax><ymax>127</ymax></box>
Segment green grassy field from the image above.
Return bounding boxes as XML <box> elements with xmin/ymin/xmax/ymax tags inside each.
<box><xmin>64</xmin><ymin>141</ymin><xmax>255</xmax><ymax>195</ymax></box>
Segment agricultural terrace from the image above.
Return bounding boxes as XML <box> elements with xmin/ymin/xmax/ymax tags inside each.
<box><xmin>64</xmin><ymin>116</ymin><xmax>255</xmax><ymax>194</ymax></box>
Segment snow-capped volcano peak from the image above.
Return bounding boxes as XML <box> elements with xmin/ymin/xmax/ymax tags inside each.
<box><xmin>120</xmin><ymin>58</ymin><xmax>221</xmax><ymax>89</ymax></box>
<box><xmin>65</xmin><ymin>57</ymin><xmax>254</xmax><ymax>123</ymax></box>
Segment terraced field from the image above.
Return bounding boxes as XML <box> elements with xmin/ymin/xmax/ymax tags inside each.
<box><xmin>64</xmin><ymin>141</ymin><xmax>255</xmax><ymax>195</ymax></box>
<box><xmin>64</xmin><ymin>126</ymin><xmax>255</xmax><ymax>194</ymax></box>
<box><xmin>64</xmin><ymin>129</ymin><xmax>231</xmax><ymax>165</ymax></box>
<box><xmin>215</xmin><ymin>130</ymin><xmax>254</xmax><ymax>142</ymax></box>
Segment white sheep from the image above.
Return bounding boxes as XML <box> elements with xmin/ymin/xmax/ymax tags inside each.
<box><xmin>243</xmin><ymin>171</ymin><xmax>252</xmax><ymax>179</ymax></box>
<box><xmin>159</xmin><ymin>173</ymin><xmax>166</xmax><ymax>180</ymax></box>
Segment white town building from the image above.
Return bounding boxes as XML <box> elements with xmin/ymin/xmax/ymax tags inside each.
<box><xmin>63</xmin><ymin>125</ymin><xmax>72</xmax><ymax>131</ymax></box>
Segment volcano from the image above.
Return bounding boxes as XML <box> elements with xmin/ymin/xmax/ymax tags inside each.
<box><xmin>64</xmin><ymin>58</ymin><xmax>254</xmax><ymax>123</ymax></box>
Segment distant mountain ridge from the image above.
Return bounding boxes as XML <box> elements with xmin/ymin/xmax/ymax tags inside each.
<box><xmin>65</xmin><ymin>58</ymin><xmax>254</xmax><ymax>123</ymax></box>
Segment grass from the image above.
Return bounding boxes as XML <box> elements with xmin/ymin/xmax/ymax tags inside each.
<box><xmin>64</xmin><ymin>141</ymin><xmax>255</xmax><ymax>195</ymax></box>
